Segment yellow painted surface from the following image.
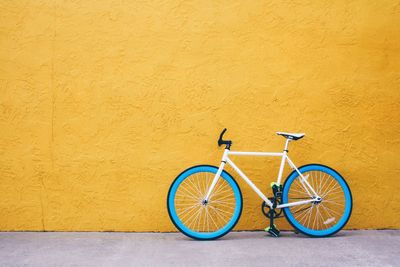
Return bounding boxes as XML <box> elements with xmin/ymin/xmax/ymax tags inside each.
<box><xmin>1</xmin><ymin>0</ymin><xmax>399</xmax><ymax>231</ymax></box>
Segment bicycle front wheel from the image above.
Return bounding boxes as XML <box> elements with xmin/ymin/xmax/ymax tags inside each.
<box><xmin>282</xmin><ymin>164</ymin><xmax>352</xmax><ymax>237</ymax></box>
<box><xmin>167</xmin><ymin>165</ymin><xmax>242</xmax><ymax>240</ymax></box>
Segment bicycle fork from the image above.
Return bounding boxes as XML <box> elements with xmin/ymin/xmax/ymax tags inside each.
<box><xmin>204</xmin><ymin>149</ymin><xmax>229</xmax><ymax>203</ymax></box>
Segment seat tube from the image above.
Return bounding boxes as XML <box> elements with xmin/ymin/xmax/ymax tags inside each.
<box><xmin>204</xmin><ymin>149</ymin><xmax>229</xmax><ymax>201</ymax></box>
<box><xmin>277</xmin><ymin>152</ymin><xmax>287</xmax><ymax>185</ymax></box>
<box><xmin>277</xmin><ymin>139</ymin><xmax>290</xmax><ymax>185</ymax></box>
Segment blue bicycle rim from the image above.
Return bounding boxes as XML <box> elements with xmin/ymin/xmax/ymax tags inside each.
<box><xmin>283</xmin><ymin>164</ymin><xmax>352</xmax><ymax>237</ymax></box>
<box><xmin>167</xmin><ymin>165</ymin><xmax>242</xmax><ymax>240</ymax></box>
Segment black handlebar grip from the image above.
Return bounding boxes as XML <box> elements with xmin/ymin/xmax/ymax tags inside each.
<box><xmin>220</xmin><ymin>128</ymin><xmax>227</xmax><ymax>139</ymax></box>
<box><xmin>218</xmin><ymin>128</ymin><xmax>226</xmax><ymax>146</ymax></box>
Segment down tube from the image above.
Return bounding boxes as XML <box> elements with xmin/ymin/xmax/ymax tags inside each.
<box><xmin>226</xmin><ymin>158</ymin><xmax>272</xmax><ymax>207</ymax></box>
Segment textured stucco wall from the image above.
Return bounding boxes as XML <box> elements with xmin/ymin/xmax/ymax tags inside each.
<box><xmin>0</xmin><ymin>1</ymin><xmax>399</xmax><ymax>231</ymax></box>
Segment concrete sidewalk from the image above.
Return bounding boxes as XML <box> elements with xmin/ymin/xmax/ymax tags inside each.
<box><xmin>0</xmin><ymin>230</ymin><xmax>398</xmax><ymax>267</ymax></box>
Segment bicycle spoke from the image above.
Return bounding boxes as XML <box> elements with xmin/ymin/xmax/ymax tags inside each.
<box><xmin>180</xmin><ymin>180</ymin><xmax>201</xmax><ymax>200</ymax></box>
<box><xmin>289</xmin><ymin>187</ymin><xmax>309</xmax><ymax>195</ymax></box>
<box><xmin>318</xmin><ymin>172</ymin><xmax>330</xmax><ymax>196</ymax></box>
<box><xmin>320</xmin><ymin>176</ymin><xmax>335</xmax><ymax>197</ymax></box>
<box><xmin>182</xmin><ymin>178</ymin><xmax>199</xmax><ymax>197</ymax></box>
<box><xmin>188</xmin><ymin>176</ymin><xmax>203</xmax><ymax>197</ymax></box>
<box><xmin>175</xmin><ymin>194</ymin><xmax>199</xmax><ymax>201</ymax></box>
<box><xmin>207</xmin><ymin>207</ymin><xmax>221</xmax><ymax>230</ymax></box>
<box><xmin>213</xmin><ymin>188</ymin><xmax>233</xmax><ymax>196</ymax></box>
<box><xmin>323</xmin><ymin>200</ymin><xmax>344</xmax><ymax>207</ymax></box>
<box><xmin>299</xmin><ymin>206</ymin><xmax>313</xmax><ymax>226</ymax></box>
<box><xmin>177</xmin><ymin>207</ymin><xmax>199</xmax><ymax>221</ymax></box>
<box><xmin>322</xmin><ymin>183</ymin><xmax>340</xmax><ymax>197</ymax></box>
<box><xmin>292</xmin><ymin>203</ymin><xmax>312</xmax><ymax>213</ymax></box>
<box><xmin>209</xmin><ymin>182</ymin><xmax>229</xmax><ymax>199</ymax></box>
<box><xmin>176</xmin><ymin>203</ymin><xmax>200</xmax><ymax>213</ymax></box>
<box><xmin>312</xmin><ymin>206</ymin><xmax>319</xmax><ymax>229</ymax></box>
<box><xmin>208</xmin><ymin>205</ymin><xmax>230</xmax><ymax>224</ymax></box>
<box><xmin>210</xmin><ymin>199</ymin><xmax>235</xmax><ymax>205</ymax></box>
<box><xmin>320</xmin><ymin>203</ymin><xmax>342</xmax><ymax>216</ymax></box>
<box><xmin>212</xmin><ymin>205</ymin><xmax>234</xmax><ymax>216</ymax></box>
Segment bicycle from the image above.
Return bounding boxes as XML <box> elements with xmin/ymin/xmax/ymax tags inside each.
<box><xmin>167</xmin><ymin>129</ymin><xmax>352</xmax><ymax>240</ymax></box>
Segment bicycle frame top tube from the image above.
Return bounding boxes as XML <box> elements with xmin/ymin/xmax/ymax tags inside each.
<box><xmin>228</xmin><ymin>151</ymin><xmax>283</xmax><ymax>157</ymax></box>
<box><xmin>227</xmin><ymin>150</ymin><xmax>288</xmax><ymax>189</ymax></box>
<box><xmin>227</xmin><ymin>138</ymin><xmax>291</xmax><ymax>184</ymax></box>
<box><xmin>228</xmin><ymin>138</ymin><xmax>290</xmax><ymax>157</ymax></box>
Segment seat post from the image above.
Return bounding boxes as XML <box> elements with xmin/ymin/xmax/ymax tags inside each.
<box><xmin>284</xmin><ymin>139</ymin><xmax>291</xmax><ymax>152</ymax></box>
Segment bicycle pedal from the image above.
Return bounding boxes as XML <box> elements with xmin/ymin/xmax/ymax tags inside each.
<box><xmin>265</xmin><ymin>225</ymin><xmax>280</xmax><ymax>237</ymax></box>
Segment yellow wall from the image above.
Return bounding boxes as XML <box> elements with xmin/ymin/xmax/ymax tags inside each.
<box><xmin>1</xmin><ymin>0</ymin><xmax>399</xmax><ymax>231</ymax></box>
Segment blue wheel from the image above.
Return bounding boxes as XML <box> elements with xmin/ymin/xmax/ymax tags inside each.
<box><xmin>167</xmin><ymin>165</ymin><xmax>242</xmax><ymax>240</ymax></box>
<box><xmin>282</xmin><ymin>164</ymin><xmax>352</xmax><ymax>237</ymax></box>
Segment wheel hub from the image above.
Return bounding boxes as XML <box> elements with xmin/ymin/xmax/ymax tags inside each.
<box><xmin>313</xmin><ymin>196</ymin><xmax>322</xmax><ymax>204</ymax></box>
<box><xmin>201</xmin><ymin>199</ymin><xmax>208</xmax><ymax>206</ymax></box>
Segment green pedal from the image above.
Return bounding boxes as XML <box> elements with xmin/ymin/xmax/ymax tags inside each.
<box><xmin>265</xmin><ymin>225</ymin><xmax>280</xmax><ymax>237</ymax></box>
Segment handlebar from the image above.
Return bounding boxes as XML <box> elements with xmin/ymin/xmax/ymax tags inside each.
<box><xmin>218</xmin><ymin>128</ymin><xmax>232</xmax><ymax>149</ymax></box>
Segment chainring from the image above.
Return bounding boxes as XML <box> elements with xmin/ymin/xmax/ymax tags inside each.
<box><xmin>261</xmin><ymin>198</ymin><xmax>283</xmax><ymax>219</ymax></box>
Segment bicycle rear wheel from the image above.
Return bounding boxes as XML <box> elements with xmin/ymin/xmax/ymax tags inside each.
<box><xmin>282</xmin><ymin>164</ymin><xmax>352</xmax><ymax>237</ymax></box>
<box><xmin>167</xmin><ymin>165</ymin><xmax>242</xmax><ymax>240</ymax></box>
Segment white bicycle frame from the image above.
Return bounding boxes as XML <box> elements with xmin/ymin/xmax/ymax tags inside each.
<box><xmin>204</xmin><ymin>139</ymin><xmax>321</xmax><ymax>209</ymax></box>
